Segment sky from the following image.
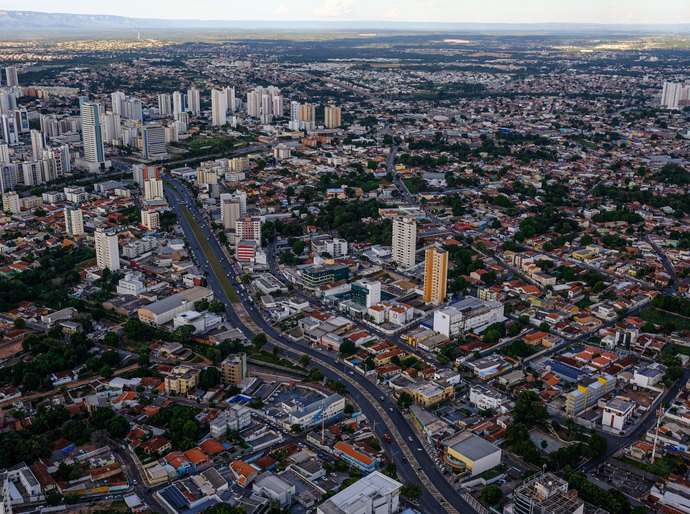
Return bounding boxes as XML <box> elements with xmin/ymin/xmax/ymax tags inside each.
<box><xmin>1</xmin><ymin>0</ymin><xmax>689</xmax><ymax>24</ymax></box>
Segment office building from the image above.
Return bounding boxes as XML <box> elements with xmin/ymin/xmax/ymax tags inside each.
<box><xmin>79</xmin><ymin>101</ymin><xmax>107</xmax><ymax>172</ymax></box>
<box><xmin>142</xmin><ymin>124</ymin><xmax>167</xmax><ymax>160</ymax></box>
<box><xmin>423</xmin><ymin>246</ymin><xmax>448</xmax><ymax>305</ymax></box>
<box><xmin>137</xmin><ymin>286</ymin><xmax>214</xmax><ymax>326</ymax></box>
<box><xmin>95</xmin><ymin>228</ymin><xmax>120</xmax><ymax>271</ymax></box>
<box><xmin>565</xmin><ymin>374</ymin><xmax>614</xmax><ymax>416</ymax></box>
<box><xmin>317</xmin><ymin>471</ymin><xmax>402</xmax><ymax>514</ymax></box>
<box><xmin>5</xmin><ymin>66</ymin><xmax>18</xmax><ymax>87</ymax></box>
<box><xmin>211</xmin><ymin>89</ymin><xmax>227</xmax><ymax>126</ymax></box>
<box><xmin>2</xmin><ymin>191</ymin><xmax>20</xmax><ymax>213</ymax></box>
<box><xmin>300</xmin><ymin>264</ymin><xmax>350</xmax><ymax>290</ymax></box>
<box><xmin>512</xmin><ymin>473</ymin><xmax>584</xmax><ymax>514</ymax></box>
<box><xmin>143</xmin><ymin>177</ymin><xmax>164</xmax><ymax>200</ymax></box>
<box><xmin>141</xmin><ymin>209</ymin><xmax>160</xmax><ymax>231</ymax></box>
<box><xmin>324</xmin><ymin>105</ymin><xmax>342</xmax><ymax>128</ymax></box>
<box><xmin>221</xmin><ymin>353</ymin><xmax>247</xmax><ymax>385</ymax></box>
<box><xmin>351</xmin><ymin>279</ymin><xmax>381</xmax><ymax>308</ymax></box>
<box><xmin>186</xmin><ymin>86</ymin><xmax>201</xmax><ymax>115</ymax></box>
<box><xmin>392</xmin><ymin>217</ymin><xmax>416</xmax><ymax>269</ymax></box>
<box><xmin>64</xmin><ymin>206</ymin><xmax>84</xmax><ymax>236</ymax></box>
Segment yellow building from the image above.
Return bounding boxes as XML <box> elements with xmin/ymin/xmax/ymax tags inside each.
<box><xmin>221</xmin><ymin>353</ymin><xmax>247</xmax><ymax>385</ymax></box>
<box><xmin>442</xmin><ymin>431</ymin><xmax>502</xmax><ymax>476</ymax></box>
<box><xmin>423</xmin><ymin>246</ymin><xmax>448</xmax><ymax>305</ymax></box>
<box><xmin>164</xmin><ymin>365</ymin><xmax>200</xmax><ymax>394</ymax></box>
<box><xmin>405</xmin><ymin>381</ymin><xmax>453</xmax><ymax>408</ymax></box>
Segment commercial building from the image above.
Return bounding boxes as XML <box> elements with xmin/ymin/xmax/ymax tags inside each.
<box><xmin>433</xmin><ymin>297</ymin><xmax>505</xmax><ymax>337</ymax></box>
<box><xmin>442</xmin><ymin>431</ymin><xmax>502</xmax><ymax>476</ymax></box>
<box><xmin>221</xmin><ymin>353</ymin><xmax>247</xmax><ymax>385</ymax></box>
<box><xmin>317</xmin><ymin>470</ymin><xmax>402</xmax><ymax>514</ymax></box>
<box><xmin>333</xmin><ymin>442</ymin><xmax>378</xmax><ymax>472</ymax></box>
<box><xmin>423</xmin><ymin>246</ymin><xmax>448</xmax><ymax>305</ymax></box>
<box><xmin>252</xmin><ymin>473</ymin><xmax>295</xmax><ymax>509</ymax></box>
<box><xmin>94</xmin><ymin>228</ymin><xmax>120</xmax><ymax>271</ymax></box>
<box><xmin>565</xmin><ymin>374</ymin><xmax>614</xmax><ymax>416</ymax></box>
<box><xmin>300</xmin><ymin>264</ymin><xmax>350</xmax><ymax>290</ymax></box>
<box><xmin>142</xmin><ymin>124</ymin><xmax>167</xmax><ymax>160</ymax></box>
<box><xmin>236</xmin><ymin>240</ymin><xmax>259</xmax><ymax>263</ymax></box>
<box><xmin>392</xmin><ymin>217</ymin><xmax>416</xmax><ymax>269</ymax></box>
<box><xmin>137</xmin><ymin>286</ymin><xmax>214</xmax><ymax>326</ymax></box>
<box><xmin>512</xmin><ymin>473</ymin><xmax>584</xmax><ymax>514</ymax></box>
<box><xmin>287</xmin><ymin>393</ymin><xmax>345</xmax><ymax>429</ymax></box>
<box><xmin>601</xmin><ymin>397</ymin><xmax>635</xmax><ymax>432</ymax></box>
<box><xmin>351</xmin><ymin>279</ymin><xmax>381</xmax><ymax>308</ymax></box>
<box><xmin>64</xmin><ymin>206</ymin><xmax>84</xmax><ymax>236</ymax></box>
<box><xmin>469</xmin><ymin>384</ymin><xmax>508</xmax><ymax>410</ymax></box>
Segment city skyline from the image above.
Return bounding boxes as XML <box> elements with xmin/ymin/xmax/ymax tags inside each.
<box><xmin>2</xmin><ymin>0</ymin><xmax>690</xmax><ymax>25</ymax></box>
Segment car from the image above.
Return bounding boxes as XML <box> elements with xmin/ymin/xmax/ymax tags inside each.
<box><xmin>408</xmin><ymin>436</ymin><xmax>413</xmax><ymax>442</ymax></box>
<box><xmin>380</xmin><ymin>395</ymin><xmax>385</xmax><ymax>401</ymax></box>
<box><xmin>389</xmin><ymin>407</ymin><xmax>393</xmax><ymax>412</ymax></box>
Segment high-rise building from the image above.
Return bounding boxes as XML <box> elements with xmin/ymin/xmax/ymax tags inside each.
<box><xmin>211</xmin><ymin>89</ymin><xmax>227</xmax><ymax>126</ymax></box>
<box><xmin>101</xmin><ymin>111</ymin><xmax>121</xmax><ymax>145</ymax></box>
<box><xmin>392</xmin><ymin>217</ymin><xmax>416</xmax><ymax>269</ymax></box>
<box><xmin>660</xmin><ymin>81</ymin><xmax>690</xmax><ymax>110</ymax></box>
<box><xmin>141</xmin><ymin>209</ymin><xmax>160</xmax><ymax>231</ymax></box>
<box><xmin>172</xmin><ymin>92</ymin><xmax>186</xmax><ymax>116</ymax></box>
<box><xmin>351</xmin><ymin>279</ymin><xmax>381</xmax><ymax>308</ymax></box>
<box><xmin>186</xmin><ymin>86</ymin><xmax>201</xmax><ymax>115</ymax></box>
<box><xmin>79</xmin><ymin>101</ymin><xmax>106</xmax><ymax>172</ymax></box>
<box><xmin>0</xmin><ymin>164</ymin><xmax>19</xmax><ymax>194</ymax></box>
<box><xmin>513</xmin><ymin>473</ymin><xmax>584</xmax><ymax>514</ymax></box>
<box><xmin>235</xmin><ymin>217</ymin><xmax>262</xmax><ymax>244</ymax></box>
<box><xmin>122</xmin><ymin>97</ymin><xmax>143</xmax><ymax>122</ymax></box>
<box><xmin>64</xmin><ymin>206</ymin><xmax>84</xmax><ymax>236</ymax></box>
<box><xmin>247</xmin><ymin>90</ymin><xmax>261</xmax><ymax>118</ymax></box>
<box><xmin>2</xmin><ymin>191</ymin><xmax>20</xmax><ymax>213</ymax></box>
<box><xmin>158</xmin><ymin>94</ymin><xmax>172</xmax><ymax>116</ymax></box>
<box><xmin>220</xmin><ymin>194</ymin><xmax>242</xmax><ymax>230</ymax></box>
<box><xmin>0</xmin><ymin>143</ymin><xmax>9</xmax><ymax>164</ymax></box>
<box><xmin>324</xmin><ymin>105</ymin><xmax>342</xmax><ymax>128</ymax></box>
<box><xmin>94</xmin><ymin>228</ymin><xmax>120</xmax><ymax>271</ymax></box>
<box><xmin>30</xmin><ymin>130</ymin><xmax>44</xmax><ymax>161</ymax></box>
<box><xmin>142</xmin><ymin>124</ymin><xmax>166</xmax><ymax>160</ymax></box>
<box><xmin>0</xmin><ymin>113</ymin><xmax>19</xmax><ymax>145</ymax></box>
<box><xmin>225</xmin><ymin>87</ymin><xmax>236</xmax><ymax>112</ymax></box>
<box><xmin>143</xmin><ymin>177</ymin><xmax>164</xmax><ymax>200</ymax></box>
<box><xmin>221</xmin><ymin>353</ymin><xmax>247</xmax><ymax>385</ymax></box>
<box><xmin>424</xmin><ymin>246</ymin><xmax>448</xmax><ymax>305</ymax></box>
<box><xmin>5</xmin><ymin>67</ymin><xmax>18</xmax><ymax>87</ymax></box>
<box><xmin>133</xmin><ymin>164</ymin><xmax>161</xmax><ymax>188</ymax></box>
<box><xmin>50</xmin><ymin>145</ymin><xmax>71</xmax><ymax>177</ymax></box>
<box><xmin>111</xmin><ymin>91</ymin><xmax>126</xmax><ymax>115</ymax></box>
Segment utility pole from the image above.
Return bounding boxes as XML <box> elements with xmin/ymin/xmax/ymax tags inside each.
<box><xmin>651</xmin><ymin>405</ymin><xmax>664</xmax><ymax>465</ymax></box>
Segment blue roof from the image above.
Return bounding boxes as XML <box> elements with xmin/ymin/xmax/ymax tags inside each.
<box><xmin>547</xmin><ymin>360</ymin><xmax>582</xmax><ymax>382</ymax></box>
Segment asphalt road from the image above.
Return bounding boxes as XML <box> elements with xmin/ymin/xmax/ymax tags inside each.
<box><xmin>164</xmin><ymin>177</ymin><xmax>476</xmax><ymax>514</ymax></box>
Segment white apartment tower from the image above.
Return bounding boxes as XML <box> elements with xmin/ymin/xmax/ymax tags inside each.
<box><xmin>324</xmin><ymin>105</ymin><xmax>342</xmax><ymax>129</ymax></box>
<box><xmin>211</xmin><ymin>89</ymin><xmax>227</xmax><ymax>126</ymax></box>
<box><xmin>392</xmin><ymin>217</ymin><xmax>417</xmax><ymax>269</ymax></box>
<box><xmin>143</xmin><ymin>177</ymin><xmax>164</xmax><ymax>200</ymax></box>
<box><xmin>64</xmin><ymin>206</ymin><xmax>84</xmax><ymax>236</ymax></box>
<box><xmin>30</xmin><ymin>130</ymin><xmax>44</xmax><ymax>161</ymax></box>
<box><xmin>5</xmin><ymin>66</ymin><xmax>19</xmax><ymax>87</ymax></box>
<box><xmin>80</xmin><ymin>101</ymin><xmax>106</xmax><ymax>171</ymax></box>
<box><xmin>158</xmin><ymin>93</ymin><xmax>172</xmax><ymax>116</ymax></box>
<box><xmin>187</xmin><ymin>86</ymin><xmax>201</xmax><ymax>115</ymax></box>
<box><xmin>95</xmin><ymin>228</ymin><xmax>120</xmax><ymax>271</ymax></box>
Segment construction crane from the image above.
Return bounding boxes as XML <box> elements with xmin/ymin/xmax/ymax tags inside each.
<box><xmin>650</xmin><ymin>405</ymin><xmax>665</xmax><ymax>464</ymax></box>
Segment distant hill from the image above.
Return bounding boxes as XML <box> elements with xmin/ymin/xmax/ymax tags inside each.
<box><xmin>0</xmin><ymin>9</ymin><xmax>689</xmax><ymax>33</ymax></box>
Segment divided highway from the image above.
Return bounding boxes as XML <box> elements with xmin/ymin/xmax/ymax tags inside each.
<box><xmin>164</xmin><ymin>177</ymin><xmax>476</xmax><ymax>514</ymax></box>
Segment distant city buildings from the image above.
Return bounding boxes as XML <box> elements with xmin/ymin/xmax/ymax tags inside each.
<box><xmin>660</xmin><ymin>81</ymin><xmax>690</xmax><ymax>110</ymax></box>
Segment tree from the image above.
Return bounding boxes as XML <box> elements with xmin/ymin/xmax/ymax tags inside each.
<box><xmin>46</xmin><ymin>493</ymin><xmax>63</xmax><ymax>507</ymax></box>
<box><xmin>13</xmin><ymin>318</ymin><xmax>26</xmax><ymax>329</ymax></box>
<box><xmin>100</xmin><ymin>364</ymin><xmax>113</xmax><ymax>379</ymax></box>
<box><xmin>299</xmin><ymin>355</ymin><xmax>311</xmax><ymax>367</ymax></box>
<box><xmin>397</xmin><ymin>392</ymin><xmax>413</xmax><ymax>409</ymax></box>
<box><xmin>290</xmin><ymin>423</ymin><xmax>302</xmax><ymax>434</ymax></box>
<box><xmin>252</xmin><ymin>333</ymin><xmax>267</xmax><ymax>351</ymax></box>
<box><xmin>513</xmin><ymin>390</ymin><xmax>547</xmax><ymax>426</ymax></box>
<box><xmin>480</xmin><ymin>484</ymin><xmax>503</xmax><ymax>505</ymax></box>
<box><xmin>208</xmin><ymin>300</ymin><xmax>225</xmax><ymax>313</ymax></box>
<box><xmin>401</xmin><ymin>483</ymin><xmax>422</xmax><ymax>500</ymax></box>
<box><xmin>64</xmin><ymin>420</ymin><xmax>91</xmax><ymax>445</ymax></box>
<box><xmin>339</xmin><ymin>340</ymin><xmax>357</xmax><ymax>356</ymax></box>
<box><xmin>199</xmin><ymin>367</ymin><xmax>221</xmax><ymax>389</ymax></box>
<box><xmin>106</xmin><ymin>415</ymin><xmax>130</xmax><ymax>439</ymax></box>
<box><xmin>103</xmin><ymin>331</ymin><xmax>120</xmax><ymax>346</ymax></box>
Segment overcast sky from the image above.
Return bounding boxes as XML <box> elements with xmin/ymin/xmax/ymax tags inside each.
<box><xmin>2</xmin><ymin>0</ymin><xmax>689</xmax><ymax>24</ymax></box>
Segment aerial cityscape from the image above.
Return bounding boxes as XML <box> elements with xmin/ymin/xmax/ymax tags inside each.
<box><xmin>0</xmin><ymin>2</ymin><xmax>688</xmax><ymax>514</ymax></box>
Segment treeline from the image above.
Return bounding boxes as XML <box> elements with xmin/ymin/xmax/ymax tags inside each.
<box><xmin>652</xmin><ymin>294</ymin><xmax>690</xmax><ymax>318</ymax></box>
<box><xmin>316</xmin><ymin>199</ymin><xmax>392</xmax><ymax>245</ymax></box>
<box><xmin>0</xmin><ymin>245</ymin><xmax>94</xmax><ymax>311</ymax></box>
<box><xmin>592</xmin><ymin>210</ymin><xmax>643</xmax><ymax>224</ymax></box>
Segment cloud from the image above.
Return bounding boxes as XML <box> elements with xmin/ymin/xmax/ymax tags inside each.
<box><xmin>313</xmin><ymin>0</ymin><xmax>359</xmax><ymax>18</ymax></box>
<box><xmin>275</xmin><ymin>1</ymin><xmax>289</xmax><ymax>16</ymax></box>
